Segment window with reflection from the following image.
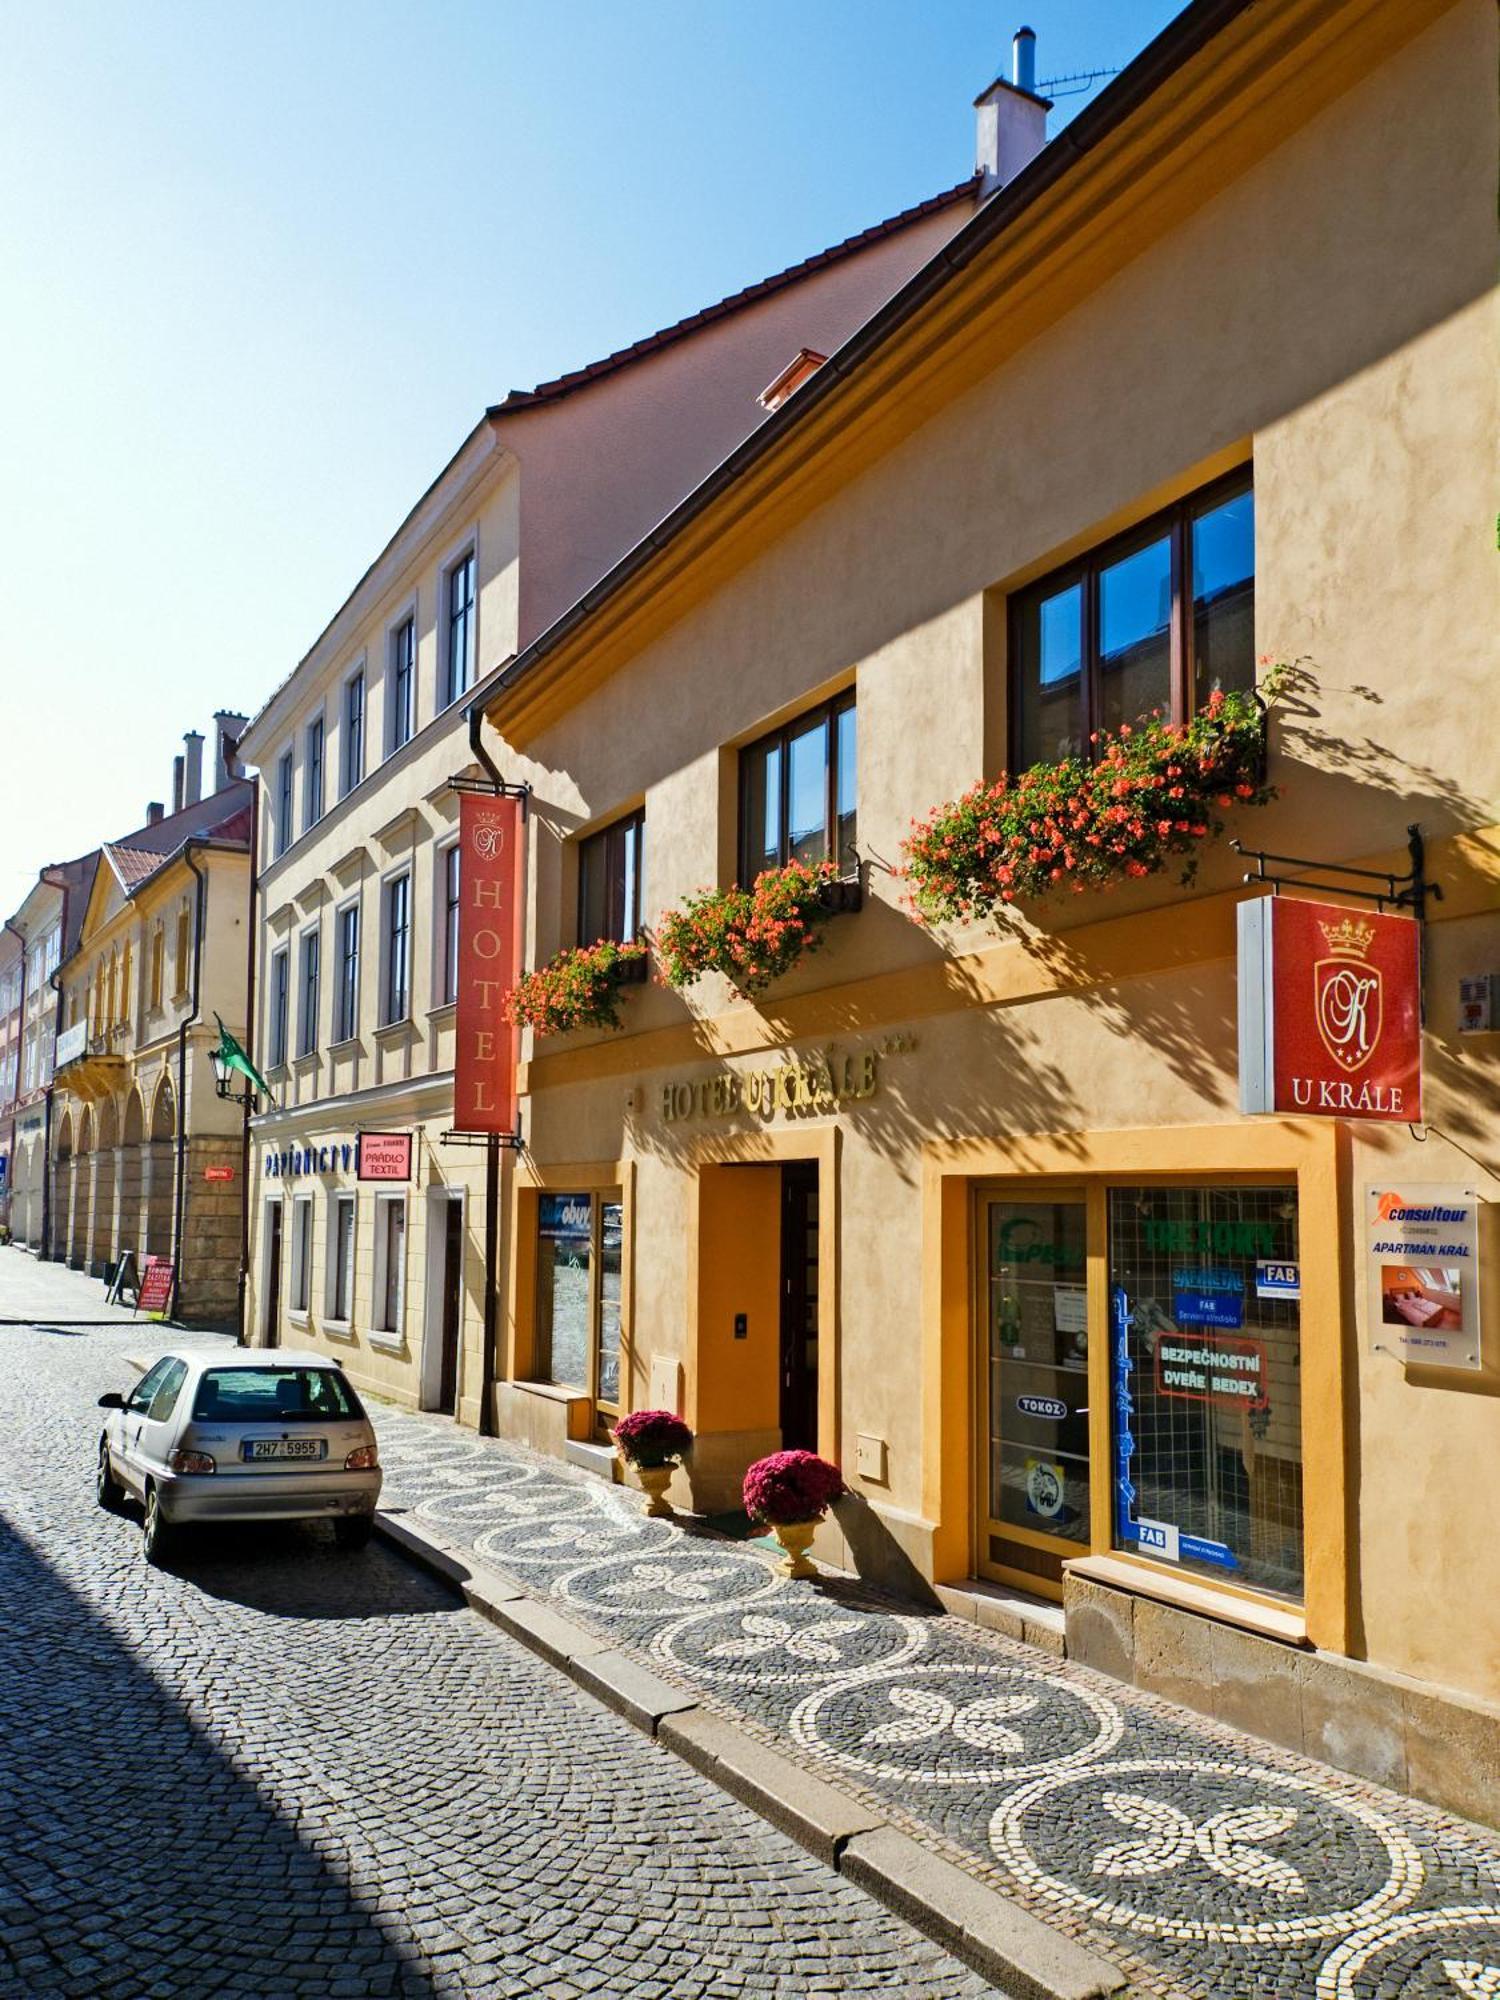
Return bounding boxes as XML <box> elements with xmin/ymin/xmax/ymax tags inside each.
<box><xmin>1010</xmin><ymin>475</ymin><xmax>1253</xmax><ymax>773</ymax></box>
<box><xmin>739</xmin><ymin>693</ymin><xmax>856</xmax><ymax>880</ymax></box>
<box><xmin>578</xmin><ymin>811</ymin><xmax>644</xmax><ymax>947</ymax></box>
<box><xmin>535</xmin><ymin>1191</ymin><xmax>623</xmax><ymax>1422</ymax></box>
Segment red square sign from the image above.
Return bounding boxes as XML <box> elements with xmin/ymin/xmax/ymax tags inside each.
<box><xmin>1239</xmin><ymin>897</ymin><xmax>1421</xmax><ymax>1121</ymax></box>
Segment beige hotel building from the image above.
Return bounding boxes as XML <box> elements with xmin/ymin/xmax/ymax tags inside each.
<box><xmin>473</xmin><ymin>0</ymin><xmax>1499</xmax><ymax>1823</ymax></box>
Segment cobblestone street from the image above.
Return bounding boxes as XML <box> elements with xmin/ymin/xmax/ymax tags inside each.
<box><xmin>366</xmin><ymin>1400</ymin><xmax>1500</xmax><ymax>2000</ymax></box>
<box><xmin>0</xmin><ymin>1304</ymin><xmax>998</xmax><ymax>1998</ymax></box>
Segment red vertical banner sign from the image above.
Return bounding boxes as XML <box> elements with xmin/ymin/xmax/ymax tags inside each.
<box><xmin>455</xmin><ymin>794</ymin><xmax>525</xmax><ymax>1133</ymax></box>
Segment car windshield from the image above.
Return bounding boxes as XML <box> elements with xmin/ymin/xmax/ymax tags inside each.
<box><xmin>192</xmin><ymin>1367</ymin><xmax>362</xmax><ymax>1424</ymax></box>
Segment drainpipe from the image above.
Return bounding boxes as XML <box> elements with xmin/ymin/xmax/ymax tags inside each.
<box><xmin>2</xmin><ymin>918</ymin><xmax>25</xmax><ymax>1235</ymax></box>
<box><xmin>237</xmin><ymin>775</ymin><xmax>259</xmax><ymax>1345</ymax></box>
<box><xmin>174</xmin><ymin>845</ymin><xmax>208</xmax><ymax>1321</ymax></box>
<box><xmin>41</xmin><ymin>873</ymin><xmax>72</xmax><ymax>1262</ymax></box>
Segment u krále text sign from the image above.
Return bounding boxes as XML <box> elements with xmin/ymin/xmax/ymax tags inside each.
<box><xmin>1238</xmin><ymin>896</ymin><xmax>1421</xmax><ymax>1121</ymax></box>
<box><xmin>455</xmin><ymin>794</ymin><xmax>525</xmax><ymax>1134</ymax></box>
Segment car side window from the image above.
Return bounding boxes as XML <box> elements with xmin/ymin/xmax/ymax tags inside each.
<box><xmin>147</xmin><ymin>1359</ymin><xmax>189</xmax><ymax>1424</ymax></box>
<box><xmin>127</xmin><ymin>1360</ymin><xmax>173</xmax><ymax>1413</ymax></box>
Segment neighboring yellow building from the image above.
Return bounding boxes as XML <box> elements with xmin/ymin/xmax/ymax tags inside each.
<box><xmin>238</xmin><ymin>165</ymin><xmax>995</xmax><ymax>1426</ymax></box>
<box><xmin>475</xmin><ymin>0</ymin><xmax>1500</xmax><ymax>1821</ymax></box>
<box><xmin>52</xmin><ymin>776</ymin><xmax>254</xmax><ymax>1323</ymax></box>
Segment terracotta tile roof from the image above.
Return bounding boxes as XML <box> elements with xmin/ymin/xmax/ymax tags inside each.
<box><xmin>103</xmin><ymin>784</ymin><xmax>254</xmax><ymax>896</ymax></box>
<box><xmin>488</xmin><ymin>176</ymin><xmax>980</xmax><ymax>413</ymax></box>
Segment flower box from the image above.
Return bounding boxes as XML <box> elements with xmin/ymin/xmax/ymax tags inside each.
<box><xmin>656</xmin><ymin>858</ymin><xmax>851</xmax><ymax>997</ymax></box>
<box><xmin>503</xmin><ymin>939</ymin><xmax>649</xmax><ymax>1036</ymax></box>
<box><xmin>901</xmin><ymin>688</ymin><xmax>1273</xmax><ymax>925</ymax></box>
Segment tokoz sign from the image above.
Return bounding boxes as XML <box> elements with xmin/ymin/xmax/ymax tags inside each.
<box><xmin>454</xmin><ymin>794</ymin><xmax>525</xmax><ymax>1134</ymax></box>
<box><xmin>1238</xmin><ymin>897</ymin><xmax>1421</xmax><ymax>1121</ymax></box>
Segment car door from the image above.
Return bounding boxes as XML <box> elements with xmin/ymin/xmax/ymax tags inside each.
<box><xmin>117</xmin><ymin>1358</ymin><xmax>175</xmax><ymax>1495</ymax></box>
<box><xmin>134</xmin><ymin>1359</ymin><xmax>190</xmax><ymax>1491</ymax></box>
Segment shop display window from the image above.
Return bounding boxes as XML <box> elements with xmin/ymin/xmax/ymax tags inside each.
<box><xmin>1108</xmin><ymin>1183</ymin><xmax>1303</xmax><ymax>1599</ymax></box>
<box><xmin>536</xmin><ymin>1191</ymin><xmax>623</xmax><ymax>1419</ymax></box>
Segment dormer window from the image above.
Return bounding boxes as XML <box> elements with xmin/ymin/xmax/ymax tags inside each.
<box><xmin>757</xmin><ymin>348</ymin><xmax>827</xmax><ymax>415</ymax></box>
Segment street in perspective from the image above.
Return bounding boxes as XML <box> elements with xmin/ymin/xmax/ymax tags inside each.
<box><xmin>2</xmin><ymin>0</ymin><xmax>1497</xmax><ymax>1994</ymax></box>
<box><xmin>0</xmin><ymin>1264</ymin><xmax>997</xmax><ymax>1999</ymax></box>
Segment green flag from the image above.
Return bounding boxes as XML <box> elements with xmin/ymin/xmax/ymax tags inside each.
<box><xmin>214</xmin><ymin>1014</ymin><xmax>273</xmax><ymax>1101</ymax></box>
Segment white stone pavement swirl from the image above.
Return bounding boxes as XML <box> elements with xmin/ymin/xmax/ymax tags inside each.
<box><xmin>374</xmin><ymin>1409</ymin><xmax>1500</xmax><ymax>2000</ymax></box>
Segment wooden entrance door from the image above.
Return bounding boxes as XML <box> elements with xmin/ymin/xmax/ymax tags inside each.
<box><xmin>779</xmin><ymin>1164</ymin><xmax>819</xmax><ymax>1451</ymax></box>
<box><xmin>263</xmin><ymin>1203</ymin><xmax>282</xmax><ymax>1349</ymax></box>
<box><xmin>978</xmin><ymin>1193</ymin><xmax>1092</xmax><ymax>1593</ymax></box>
<box><xmin>436</xmin><ymin>1198</ymin><xmax>463</xmax><ymax>1416</ymax></box>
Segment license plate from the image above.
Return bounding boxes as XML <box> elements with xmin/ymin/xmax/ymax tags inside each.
<box><xmin>241</xmin><ymin>1439</ymin><xmax>326</xmax><ymax>1461</ymax></box>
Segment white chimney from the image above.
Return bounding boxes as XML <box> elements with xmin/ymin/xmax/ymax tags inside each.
<box><xmin>975</xmin><ymin>27</ymin><xmax>1050</xmax><ymax>199</ymax></box>
<box><xmin>212</xmin><ymin>710</ymin><xmax>248</xmax><ymax>792</ymax></box>
<box><xmin>183</xmin><ymin>730</ymin><xmax>204</xmax><ymax>806</ymax></box>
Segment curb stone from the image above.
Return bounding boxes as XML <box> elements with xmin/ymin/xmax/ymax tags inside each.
<box><xmin>372</xmin><ymin>1506</ymin><xmax>1129</xmax><ymax>2000</ymax></box>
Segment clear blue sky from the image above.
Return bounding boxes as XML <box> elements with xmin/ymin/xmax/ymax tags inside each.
<box><xmin>0</xmin><ymin>0</ymin><xmax>1181</xmax><ymax>914</ymax></box>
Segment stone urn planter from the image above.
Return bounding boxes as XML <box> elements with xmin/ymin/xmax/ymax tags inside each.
<box><xmin>633</xmin><ymin>1462</ymin><xmax>676</xmax><ymax>1519</ymax></box>
<box><xmin>768</xmin><ymin>1518</ymin><xmax>819</xmax><ymax>1579</ymax></box>
<box><xmin>611</xmin><ymin>1410</ymin><xmax>694</xmax><ymax>1521</ymax></box>
<box><xmin>743</xmin><ymin>1450</ymin><xmax>847</xmax><ymax>1581</ymax></box>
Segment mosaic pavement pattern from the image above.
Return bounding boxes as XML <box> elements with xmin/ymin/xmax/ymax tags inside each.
<box><xmin>0</xmin><ymin>1321</ymin><xmax>998</xmax><ymax>1998</ymax></box>
<box><xmin>374</xmin><ymin>1410</ymin><xmax>1500</xmax><ymax>2000</ymax></box>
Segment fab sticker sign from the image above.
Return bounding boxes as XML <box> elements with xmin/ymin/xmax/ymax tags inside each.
<box><xmin>1238</xmin><ymin>897</ymin><xmax>1421</xmax><ymax>1121</ymax></box>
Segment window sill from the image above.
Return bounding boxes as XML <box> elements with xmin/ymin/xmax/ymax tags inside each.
<box><xmin>293</xmin><ymin>1050</ymin><xmax>319</xmax><ymax>1069</ymax></box>
<box><xmin>426</xmin><ymin>1001</ymin><xmax>457</xmax><ymax>1021</ymax></box>
<box><xmin>286</xmin><ymin>1309</ymin><xmax>310</xmax><ymax>1328</ymax></box>
<box><xmin>1064</xmin><ymin>1553</ymin><xmax>1308</xmax><ymax>1647</ymax></box>
<box><xmin>322</xmin><ymin>1318</ymin><xmax>357</xmax><ymax>1342</ymax></box>
<box><xmin>374</xmin><ymin>1017</ymin><xmax>413</xmax><ymax>1042</ymax></box>
<box><xmin>515</xmin><ymin>1378</ymin><xmax>590</xmax><ymax>1405</ymax></box>
<box><xmin>367</xmin><ymin>1329</ymin><xmax>407</xmax><ymax>1354</ymax></box>
<box><xmin>328</xmin><ymin>1035</ymin><xmax>360</xmax><ymax>1054</ymax></box>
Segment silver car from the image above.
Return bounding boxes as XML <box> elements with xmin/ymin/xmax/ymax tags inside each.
<box><xmin>96</xmin><ymin>1348</ymin><xmax>382</xmax><ymax>1564</ymax></box>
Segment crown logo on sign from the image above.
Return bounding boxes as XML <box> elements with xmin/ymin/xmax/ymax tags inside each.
<box><xmin>471</xmin><ymin>815</ymin><xmax>505</xmax><ymax>861</ymax></box>
<box><xmin>1319</xmin><ymin>915</ymin><xmax>1376</xmax><ymax>959</ymax></box>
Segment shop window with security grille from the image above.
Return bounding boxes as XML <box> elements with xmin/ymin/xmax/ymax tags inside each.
<box><xmin>1108</xmin><ymin>1183</ymin><xmax>1302</xmax><ymax>1599</ymax></box>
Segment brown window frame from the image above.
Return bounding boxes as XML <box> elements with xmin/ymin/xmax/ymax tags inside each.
<box><xmin>737</xmin><ymin>690</ymin><xmax>857</xmax><ymax>883</ymax></box>
<box><xmin>1007</xmin><ymin>469</ymin><xmax>1253</xmax><ymax>776</ymax></box>
<box><xmin>577</xmin><ymin>809</ymin><xmax>645</xmax><ymax>948</ymax></box>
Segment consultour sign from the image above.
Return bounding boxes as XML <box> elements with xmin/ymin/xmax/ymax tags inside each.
<box><xmin>455</xmin><ymin>794</ymin><xmax>525</xmax><ymax>1134</ymax></box>
<box><xmin>1366</xmin><ymin>1183</ymin><xmax>1482</xmax><ymax>1369</ymax></box>
<box><xmin>1238</xmin><ymin>896</ymin><xmax>1421</xmax><ymax>1121</ymax></box>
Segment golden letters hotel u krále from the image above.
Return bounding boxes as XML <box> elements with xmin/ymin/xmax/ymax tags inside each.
<box><xmin>463</xmin><ymin>0</ymin><xmax>1499</xmax><ymax>1824</ymax></box>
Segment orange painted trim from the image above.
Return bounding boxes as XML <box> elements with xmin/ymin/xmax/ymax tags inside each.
<box><xmin>922</xmin><ymin>1120</ymin><xmax>1348</xmax><ymax>1654</ymax></box>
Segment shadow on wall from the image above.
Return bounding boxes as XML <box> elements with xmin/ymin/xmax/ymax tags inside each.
<box><xmin>0</xmin><ymin>1511</ymin><xmax>439</xmax><ymax>1991</ymax></box>
<box><xmin>1266</xmin><ymin>670</ymin><xmax>1495</xmax><ymax>855</ymax></box>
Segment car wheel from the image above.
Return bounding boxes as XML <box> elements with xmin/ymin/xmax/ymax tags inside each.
<box><xmin>334</xmin><ymin>1514</ymin><xmax>373</xmax><ymax>1551</ymax></box>
<box><xmin>141</xmin><ymin>1484</ymin><xmax>174</xmax><ymax>1566</ymax></box>
<box><xmin>96</xmin><ymin>1439</ymin><xmax>125</xmax><ymax>1513</ymax></box>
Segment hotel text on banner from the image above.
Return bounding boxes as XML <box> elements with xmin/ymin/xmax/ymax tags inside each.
<box><xmin>455</xmin><ymin>794</ymin><xmax>525</xmax><ymax>1133</ymax></box>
